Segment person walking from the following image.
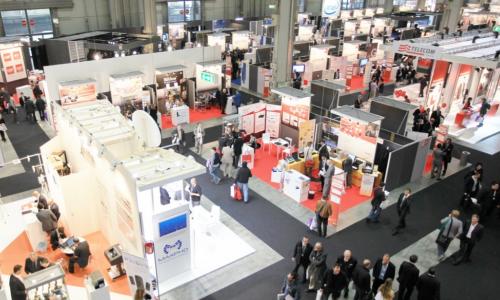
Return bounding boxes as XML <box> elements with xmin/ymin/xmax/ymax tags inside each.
<box><xmin>352</xmin><ymin>259</ymin><xmax>372</xmax><ymax>300</ymax></box>
<box><xmin>292</xmin><ymin>236</ymin><xmax>313</xmax><ymax>283</ymax></box>
<box><xmin>25</xmin><ymin>98</ymin><xmax>37</xmax><ymax>123</ymax></box>
<box><xmin>371</xmin><ymin>254</ymin><xmax>395</xmax><ymax>296</ymax></box>
<box><xmin>336</xmin><ymin>250</ymin><xmax>357</xmax><ymax>298</ymax></box>
<box><xmin>431</xmin><ymin>144</ymin><xmax>444</xmax><ymax>180</ymax></box>
<box><xmin>0</xmin><ymin>115</ymin><xmax>7</xmax><ymax>142</ymax></box>
<box><xmin>220</xmin><ymin>144</ymin><xmax>234</xmax><ymax>178</ymax></box>
<box><xmin>7</xmin><ymin>93</ymin><xmax>18</xmax><ymax>124</ymax></box>
<box><xmin>321</xmin><ymin>160</ymin><xmax>335</xmax><ymax>199</ymax></box>
<box><xmin>174</xmin><ymin>124</ymin><xmax>185</xmax><ymax>153</ymax></box>
<box><xmin>232</xmin><ymin>134</ymin><xmax>243</xmax><ymax>168</ymax></box>
<box><xmin>303</xmin><ymin>142</ymin><xmax>314</xmax><ymax>178</ymax></box>
<box><xmin>392</xmin><ymin>188</ymin><xmax>412</xmax><ymax>235</ymax></box>
<box><xmin>206</xmin><ymin>147</ymin><xmax>222</xmax><ymax>184</ymax></box>
<box><xmin>441</xmin><ymin>138</ymin><xmax>453</xmax><ymax>176</ymax></box>
<box><xmin>194</xmin><ymin>123</ymin><xmax>205</xmax><ymax>155</ymax></box>
<box><xmin>374</xmin><ymin>278</ymin><xmax>394</xmax><ymax>300</ymax></box>
<box><xmin>453</xmin><ymin>214</ymin><xmax>484</xmax><ymax>265</ymax></box>
<box><xmin>221</xmin><ymin>88</ymin><xmax>228</xmax><ymax>114</ymax></box>
<box><xmin>307</xmin><ymin>242</ymin><xmax>327</xmax><ymax>292</ymax></box>
<box><xmin>35</xmin><ymin>97</ymin><xmax>46</xmax><ymax>121</ymax></box>
<box><xmin>397</xmin><ymin>255</ymin><xmax>419</xmax><ymax>300</ymax></box>
<box><xmin>416</xmin><ymin>268</ymin><xmax>440</xmax><ymax>300</ymax></box>
<box><xmin>436</xmin><ymin>210</ymin><xmax>463</xmax><ymax>260</ymax></box>
<box><xmin>461</xmin><ymin>171</ymin><xmax>482</xmax><ymax>208</ymax></box>
<box><xmin>315</xmin><ymin>197</ymin><xmax>332</xmax><ymax>238</ymax></box>
<box><xmin>235</xmin><ymin>161</ymin><xmax>252</xmax><ymax>203</ymax></box>
<box><xmin>477</xmin><ymin>98</ymin><xmax>491</xmax><ymax>127</ymax></box>
<box><xmin>279</xmin><ymin>272</ymin><xmax>301</xmax><ymax>300</ymax></box>
<box><xmin>320</xmin><ymin>263</ymin><xmax>348</xmax><ymax>300</ymax></box>
<box><xmin>366</xmin><ymin>183</ymin><xmax>386</xmax><ymax>223</ymax></box>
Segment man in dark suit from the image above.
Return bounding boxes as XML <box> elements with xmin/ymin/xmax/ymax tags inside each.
<box><xmin>9</xmin><ymin>265</ymin><xmax>27</xmax><ymax>300</ymax></box>
<box><xmin>478</xmin><ymin>181</ymin><xmax>499</xmax><ymax>220</ymax></box>
<box><xmin>366</xmin><ymin>183</ymin><xmax>386</xmax><ymax>223</ymax></box>
<box><xmin>233</xmin><ymin>134</ymin><xmax>243</xmax><ymax>168</ymax></box>
<box><xmin>371</xmin><ymin>254</ymin><xmax>396</xmax><ymax>295</ymax></box>
<box><xmin>393</xmin><ymin>188</ymin><xmax>412</xmax><ymax>235</ymax></box>
<box><xmin>352</xmin><ymin>259</ymin><xmax>371</xmax><ymax>300</ymax></box>
<box><xmin>461</xmin><ymin>171</ymin><xmax>481</xmax><ymax>208</ymax></box>
<box><xmin>441</xmin><ymin>138</ymin><xmax>453</xmax><ymax>176</ymax></box>
<box><xmin>342</xmin><ymin>156</ymin><xmax>353</xmax><ymax>189</ymax></box>
<box><xmin>68</xmin><ymin>238</ymin><xmax>91</xmax><ymax>273</ymax></box>
<box><xmin>317</xmin><ymin>140</ymin><xmax>329</xmax><ymax>160</ymax></box>
<box><xmin>416</xmin><ymin>268</ymin><xmax>440</xmax><ymax>300</ymax></box>
<box><xmin>336</xmin><ymin>249</ymin><xmax>357</xmax><ymax>298</ymax></box>
<box><xmin>320</xmin><ymin>263</ymin><xmax>348</xmax><ymax>300</ymax></box>
<box><xmin>48</xmin><ymin>200</ymin><xmax>61</xmax><ymax>221</ymax></box>
<box><xmin>397</xmin><ymin>255</ymin><xmax>420</xmax><ymax>300</ymax></box>
<box><xmin>24</xmin><ymin>252</ymin><xmax>43</xmax><ymax>274</ymax></box>
<box><xmin>292</xmin><ymin>236</ymin><xmax>313</xmax><ymax>283</ymax></box>
<box><xmin>453</xmin><ymin>214</ymin><xmax>484</xmax><ymax>265</ymax></box>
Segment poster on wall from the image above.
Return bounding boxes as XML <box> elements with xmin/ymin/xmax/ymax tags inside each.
<box><xmin>122</xmin><ymin>252</ymin><xmax>158</xmax><ymax>299</ymax></box>
<box><xmin>337</xmin><ymin>117</ymin><xmax>380</xmax><ymax>162</ymax></box>
<box><xmin>110</xmin><ymin>72</ymin><xmax>144</xmax><ymax>107</ymax></box>
<box><xmin>298</xmin><ymin>119</ymin><xmax>316</xmax><ymax>150</ymax></box>
<box><xmin>239</xmin><ymin>102</ymin><xmax>266</xmax><ymax>134</ymax></box>
<box><xmin>266</xmin><ymin>104</ymin><xmax>281</xmax><ymax>138</ymax></box>
<box><xmin>58</xmin><ymin>79</ymin><xmax>97</xmax><ymax>107</ymax></box>
<box><xmin>254</xmin><ymin>110</ymin><xmax>266</xmax><ymax>133</ymax></box>
<box><xmin>1</xmin><ymin>47</ymin><xmax>27</xmax><ymax>82</ymax></box>
<box><xmin>281</xmin><ymin>96</ymin><xmax>310</xmax><ymax>128</ymax></box>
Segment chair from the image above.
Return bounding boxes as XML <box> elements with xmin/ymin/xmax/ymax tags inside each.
<box><xmin>262</xmin><ymin>133</ymin><xmax>271</xmax><ymax>153</ymax></box>
<box><xmin>282</xmin><ymin>137</ymin><xmax>293</xmax><ymax>159</ymax></box>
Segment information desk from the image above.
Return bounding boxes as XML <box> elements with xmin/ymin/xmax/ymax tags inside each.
<box><xmin>331</xmin><ymin>157</ymin><xmax>383</xmax><ymax>188</ymax></box>
<box><xmin>286</xmin><ymin>153</ymin><xmax>320</xmax><ymax>174</ymax></box>
<box><xmin>283</xmin><ymin>169</ymin><xmax>310</xmax><ymax>202</ymax></box>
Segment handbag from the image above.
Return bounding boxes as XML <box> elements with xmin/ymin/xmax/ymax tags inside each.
<box><xmin>436</xmin><ymin>217</ymin><xmax>453</xmax><ymax>246</ymax></box>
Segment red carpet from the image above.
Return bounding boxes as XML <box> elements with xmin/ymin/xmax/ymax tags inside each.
<box><xmin>161</xmin><ymin>107</ymin><xmax>223</xmax><ymax>129</ymax></box>
<box><xmin>252</xmin><ymin>142</ymin><xmax>371</xmax><ymax>224</ymax></box>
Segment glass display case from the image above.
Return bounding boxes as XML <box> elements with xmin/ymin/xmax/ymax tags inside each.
<box><xmin>24</xmin><ymin>264</ymin><xmax>69</xmax><ymax>300</ymax></box>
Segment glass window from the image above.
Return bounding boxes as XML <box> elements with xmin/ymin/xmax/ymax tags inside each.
<box><xmin>1</xmin><ymin>10</ymin><xmax>29</xmax><ymax>36</ymax></box>
<box><xmin>27</xmin><ymin>9</ymin><xmax>53</xmax><ymax>34</ymax></box>
<box><xmin>185</xmin><ymin>1</ymin><xmax>201</xmax><ymax>21</ymax></box>
<box><xmin>341</xmin><ymin>0</ymin><xmax>365</xmax><ymax>10</ymax></box>
<box><xmin>168</xmin><ymin>1</ymin><xmax>186</xmax><ymax>23</ymax></box>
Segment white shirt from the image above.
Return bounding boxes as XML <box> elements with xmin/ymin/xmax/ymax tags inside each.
<box><xmin>466</xmin><ymin>223</ymin><xmax>477</xmax><ymax>239</ymax></box>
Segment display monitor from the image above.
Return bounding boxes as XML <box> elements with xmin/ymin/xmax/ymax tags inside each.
<box><xmin>293</xmin><ymin>64</ymin><xmax>305</xmax><ymax>73</ymax></box>
<box><xmin>359</xmin><ymin>58</ymin><xmax>368</xmax><ymax>67</ymax></box>
<box><xmin>159</xmin><ymin>213</ymin><xmax>187</xmax><ymax>237</ymax></box>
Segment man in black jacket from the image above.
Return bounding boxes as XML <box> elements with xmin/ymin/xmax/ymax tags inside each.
<box><xmin>69</xmin><ymin>238</ymin><xmax>91</xmax><ymax>273</ymax></box>
<box><xmin>9</xmin><ymin>265</ymin><xmax>27</xmax><ymax>300</ymax></box>
<box><xmin>352</xmin><ymin>259</ymin><xmax>371</xmax><ymax>300</ymax></box>
<box><xmin>35</xmin><ymin>97</ymin><xmax>46</xmax><ymax>121</ymax></box>
<box><xmin>441</xmin><ymin>138</ymin><xmax>453</xmax><ymax>176</ymax></box>
<box><xmin>235</xmin><ymin>162</ymin><xmax>252</xmax><ymax>203</ymax></box>
<box><xmin>24</xmin><ymin>252</ymin><xmax>43</xmax><ymax>274</ymax></box>
<box><xmin>393</xmin><ymin>188</ymin><xmax>412</xmax><ymax>235</ymax></box>
<box><xmin>461</xmin><ymin>171</ymin><xmax>481</xmax><ymax>208</ymax></box>
<box><xmin>292</xmin><ymin>236</ymin><xmax>313</xmax><ymax>283</ymax></box>
<box><xmin>371</xmin><ymin>254</ymin><xmax>396</xmax><ymax>295</ymax></box>
<box><xmin>320</xmin><ymin>264</ymin><xmax>348</xmax><ymax>300</ymax></box>
<box><xmin>397</xmin><ymin>255</ymin><xmax>420</xmax><ymax>300</ymax></box>
<box><xmin>478</xmin><ymin>181</ymin><xmax>499</xmax><ymax>220</ymax></box>
<box><xmin>366</xmin><ymin>183</ymin><xmax>386</xmax><ymax>223</ymax></box>
<box><xmin>336</xmin><ymin>249</ymin><xmax>357</xmax><ymax>298</ymax></box>
<box><xmin>453</xmin><ymin>214</ymin><xmax>484</xmax><ymax>265</ymax></box>
<box><xmin>416</xmin><ymin>268</ymin><xmax>440</xmax><ymax>300</ymax></box>
<box><xmin>233</xmin><ymin>135</ymin><xmax>243</xmax><ymax>168</ymax></box>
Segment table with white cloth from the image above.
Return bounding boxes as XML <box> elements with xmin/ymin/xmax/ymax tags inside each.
<box><xmin>270</xmin><ymin>138</ymin><xmax>290</xmax><ymax>159</ymax></box>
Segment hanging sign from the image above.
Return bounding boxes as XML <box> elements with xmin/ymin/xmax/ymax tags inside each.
<box><xmin>393</xmin><ymin>42</ymin><xmax>439</xmax><ymax>59</ymax></box>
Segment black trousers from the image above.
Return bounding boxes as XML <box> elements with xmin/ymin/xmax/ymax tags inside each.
<box><xmin>322</xmin><ymin>290</ymin><xmax>341</xmax><ymax>300</ymax></box>
<box><xmin>38</xmin><ymin>109</ymin><xmax>45</xmax><ymax>120</ymax></box>
<box><xmin>354</xmin><ymin>287</ymin><xmax>370</xmax><ymax>300</ymax></box>
<box><xmin>0</xmin><ymin>130</ymin><xmax>6</xmax><ymax>141</ymax></box>
<box><xmin>443</xmin><ymin>160</ymin><xmax>450</xmax><ymax>174</ymax></box>
<box><xmin>317</xmin><ymin>216</ymin><xmax>328</xmax><ymax>237</ymax></box>
<box><xmin>395</xmin><ymin>212</ymin><xmax>407</xmax><ymax>230</ymax></box>
<box><xmin>398</xmin><ymin>284</ymin><xmax>414</xmax><ymax>300</ymax></box>
<box><xmin>68</xmin><ymin>257</ymin><xmax>78</xmax><ymax>273</ymax></box>
<box><xmin>320</xmin><ymin>175</ymin><xmax>325</xmax><ymax>191</ymax></box>
<box><xmin>372</xmin><ymin>278</ymin><xmax>384</xmax><ymax>295</ymax></box>
<box><xmin>456</xmin><ymin>238</ymin><xmax>476</xmax><ymax>262</ymax></box>
<box><xmin>292</xmin><ymin>261</ymin><xmax>309</xmax><ymax>282</ymax></box>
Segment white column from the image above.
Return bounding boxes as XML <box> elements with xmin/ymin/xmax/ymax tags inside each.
<box><xmin>271</xmin><ymin>0</ymin><xmax>297</xmax><ymax>88</ymax></box>
<box><xmin>440</xmin><ymin>0</ymin><xmax>464</xmax><ymax>32</ymax></box>
<box><xmin>384</xmin><ymin>0</ymin><xmax>394</xmax><ymax>14</ymax></box>
<box><xmin>143</xmin><ymin>0</ymin><xmax>157</xmax><ymax>34</ymax></box>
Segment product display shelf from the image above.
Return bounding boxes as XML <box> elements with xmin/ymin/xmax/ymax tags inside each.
<box><xmin>24</xmin><ymin>264</ymin><xmax>69</xmax><ymax>300</ymax></box>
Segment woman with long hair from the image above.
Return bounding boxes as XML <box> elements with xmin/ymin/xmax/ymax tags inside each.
<box><xmin>375</xmin><ymin>278</ymin><xmax>395</xmax><ymax>300</ymax></box>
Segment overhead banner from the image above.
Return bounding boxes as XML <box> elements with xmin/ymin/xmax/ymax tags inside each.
<box><xmin>122</xmin><ymin>252</ymin><xmax>158</xmax><ymax>299</ymax></box>
<box><xmin>58</xmin><ymin>80</ymin><xmax>97</xmax><ymax>107</ymax></box>
<box><xmin>393</xmin><ymin>43</ymin><xmax>439</xmax><ymax>59</ymax></box>
<box><xmin>322</xmin><ymin>0</ymin><xmax>341</xmax><ymax>18</ymax></box>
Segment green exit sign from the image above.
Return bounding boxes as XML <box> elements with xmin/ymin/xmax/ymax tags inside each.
<box><xmin>201</xmin><ymin>71</ymin><xmax>216</xmax><ymax>83</ymax></box>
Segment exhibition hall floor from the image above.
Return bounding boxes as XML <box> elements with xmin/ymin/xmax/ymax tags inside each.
<box><xmin>444</xmin><ymin>105</ymin><xmax>500</xmax><ymax>144</ymax></box>
<box><xmin>2</xmin><ymin>111</ymin><xmax>500</xmax><ymax>300</ymax></box>
<box><xmin>161</xmin><ymin>107</ymin><xmax>223</xmax><ymax>129</ymax></box>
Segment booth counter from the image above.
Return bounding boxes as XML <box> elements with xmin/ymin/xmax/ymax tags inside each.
<box><xmin>285</xmin><ymin>153</ymin><xmax>320</xmax><ymax>174</ymax></box>
<box><xmin>330</xmin><ymin>156</ymin><xmax>383</xmax><ymax>188</ymax></box>
<box><xmin>283</xmin><ymin>169</ymin><xmax>310</xmax><ymax>202</ymax></box>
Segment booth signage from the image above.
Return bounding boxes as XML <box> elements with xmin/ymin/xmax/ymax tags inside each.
<box><xmin>123</xmin><ymin>252</ymin><xmax>157</xmax><ymax>299</ymax></box>
<box><xmin>322</xmin><ymin>0</ymin><xmax>341</xmax><ymax>18</ymax></box>
<box><xmin>393</xmin><ymin>43</ymin><xmax>439</xmax><ymax>59</ymax></box>
<box><xmin>201</xmin><ymin>71</ymin><xmax>217</xmax><ymax>84</ymax></box>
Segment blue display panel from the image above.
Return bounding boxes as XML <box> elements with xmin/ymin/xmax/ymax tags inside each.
<box><xmin>159</xmin><ymin>214</ymin><xmax>187</xmax><ymax>237</ymax></box>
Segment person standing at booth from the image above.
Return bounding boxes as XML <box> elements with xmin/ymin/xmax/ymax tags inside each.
<box><xmin>478</xmin><ymin>98</ymin><xmax>491</xmax><ymax>127</ymax></box>
<box><xmin>315</xmin><ymin>197</ymin><xmax>332</xmax><ymax>238</ymax></box>
<box><xmin>322</xmin><ymin>160</ymin><xmax>335</xmax><ymax>199</ymax></box>
<box><xmin>442</xmin><ymin>138</ymin><xmax>454</xmax><ymax>176</ymax></box>
<box><xmin>366</xmin><ymin>183</ymin><xmax>386</xmax><ymax>223</ymax></box>
<box><xmin>392</xmin><ymin>188</ymin><xmax>412</xmax><ymax>236</ymax></box>
<box><xmin>187</xmin><ymin>178</ymin><xmax>202</xmax><ymax>207</ymax></box>
<box><xmin>342</xmin><ymin>155</ymin><xmax>353</xmax><ymax>189</ymax></box>
<box><xmin>233</xmin><ymin>134</ymin><xmax>243</xmax><ymax>168</ymax></box>
<box><xmin>431</xmin><ymin>144</ymin><xmax>444</xmax><ymax>180</ymax></box>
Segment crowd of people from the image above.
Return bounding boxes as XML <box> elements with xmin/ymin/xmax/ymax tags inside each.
<box><xmin>412</xmin><ymin>105</ymin><xmax>444</xmax><ymax>136</ymax></box>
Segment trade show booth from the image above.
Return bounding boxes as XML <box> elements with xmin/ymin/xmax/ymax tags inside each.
<box><xmin>40</xmin><ymin>100</ymin><xmax>254</xmax><ymax>297</ymax></box>
<box><xmin>58</xmin><ymin>78</ymin><xmax>97</xmax><ymax>107</ymax></box>
<box><xmin>207</xmin><ymin>33</ymin><xmax>229</xmax><ymax>53</ymax></box>
<box><xmin>155</xmin><ymin>65</ymin><xmax>186</xmax><ymax>114</ymax></box>
<box><xmin>109</xmin><ymin>71</ymin><xmax>145</xmax><ymax>110</ymax></box>
<box><xmin>0</xmin><ymin>39</ymin><xmax>29</xmax><ymax>91</ymax></box>
<box><xmin>370</xmin><ymin>96</ymin><xmax>418</xmax><ymax>135</ymax></box>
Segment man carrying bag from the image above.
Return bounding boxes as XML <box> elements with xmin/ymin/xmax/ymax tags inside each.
<box><xmin>436</xmin><ymin>210</ymin><xmax>463</xmax><ymax>261</ymax></box>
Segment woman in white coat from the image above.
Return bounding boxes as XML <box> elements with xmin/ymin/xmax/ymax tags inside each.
<box><xmin>221</xmin><ymin>145</ymin><xmax>234</xmax><ymax>178</ymax></box>
<box><xmin>194</xmin><ymin>123</ymin><xmax>205</xmax><ymax>154</ymax></box>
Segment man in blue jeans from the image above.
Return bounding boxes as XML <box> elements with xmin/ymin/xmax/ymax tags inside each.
<box><xmin>236</xmin><ymin>161</ymin><xmax>252</xmax><ymax>203</ymax></box>
<box><xmin>366</xmin><ymin>183</ymin><xmax>386</xmax><ymax>223</ymax></box>
<box><xmin>207</xmin><ymin>147</ymin><xmax>222</xmax><ymax>184</ymax></box>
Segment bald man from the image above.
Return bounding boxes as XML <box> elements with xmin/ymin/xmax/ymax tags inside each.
<box><xmin>336</xmin><ymin>250</ymin><xmax>358</xmax><ymax>298</ymax></box>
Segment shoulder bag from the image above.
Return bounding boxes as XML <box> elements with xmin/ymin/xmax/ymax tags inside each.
<box><xmin>436</xmin><ymin>217</ymin><xmax>453</xmax><ymax>246</ymax></box>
